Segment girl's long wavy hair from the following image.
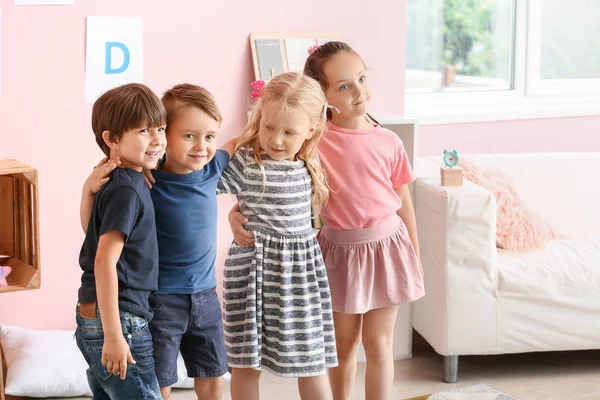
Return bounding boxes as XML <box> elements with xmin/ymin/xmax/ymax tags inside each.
<box><xmin>236</xmin><ymin>72</ymin><xmax>329</xmax><ymax>213</ymax></box>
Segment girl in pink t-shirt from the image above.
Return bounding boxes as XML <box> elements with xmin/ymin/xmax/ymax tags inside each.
<box><xmin>230</xmin><ymin>41</ymin><xmax>424</xmax><ymax>400</ymax></box>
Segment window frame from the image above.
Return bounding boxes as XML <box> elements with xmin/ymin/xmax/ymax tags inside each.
<box><xmin>525</xmin><ymin>0</ymin><xmax>600</xmax><ymax>97</ymax></box>
<box><xmin>403</xmin><ymin>0</ymin><xmax>600</xmax><ymax>125</ymax></box>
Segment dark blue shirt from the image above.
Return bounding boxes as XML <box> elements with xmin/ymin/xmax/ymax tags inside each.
<box><xmin>151</xmin><ymin>149</ymin><xmax>230</xmax><ymax>294</ymax></box>
<box><xmin>78</xmin><ymin>168</ymin><xmax>159</xmax><ymax>320</ymax></box>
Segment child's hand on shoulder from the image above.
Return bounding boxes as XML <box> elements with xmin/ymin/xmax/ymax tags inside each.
<box><xmin>84</xmin><ymin>157</ymin><xmax>120</xmax><ymax>195</ymax></box>
<box><xmin>142</xmin><ymin>153</ymin><xmax>163</xmax><ymax>189</ymax></box>
<box><xmin>143</xmin><ymin>168</ymin><xmax>156</xmax><ymax>189</ymax></box>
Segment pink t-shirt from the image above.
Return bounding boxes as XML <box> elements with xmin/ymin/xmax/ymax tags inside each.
<box><xmin>317</xmin><ymin>122</ymin><xmax>415</xmax><ymax>230</ymax></box>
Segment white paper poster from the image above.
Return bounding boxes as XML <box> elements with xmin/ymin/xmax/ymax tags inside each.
<box><xmin>284</xmin><ymin>38</ymin><xmax>313</xmax><ymax>71</ymax></box>
<box><xmin>85</xmin><ymin>16</ymin><xmax>143</xmax><ymax>104</ymax></box>
<box><xmin>16</xmin><ymin>0</ymin><xmax>74</xmax><ymax>5</ymax></box>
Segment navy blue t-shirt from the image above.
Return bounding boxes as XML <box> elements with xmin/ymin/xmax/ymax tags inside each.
<box><xmin>78</xmin><ymin>168</ymin><xmax>159</xmax><ymax>320</ymax></box>
<box><xmin>150</xmin><ymin>149</ymin><xmax>230</xmax><ymax>294</ymax></box>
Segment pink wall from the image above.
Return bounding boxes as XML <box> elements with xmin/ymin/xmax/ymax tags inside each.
<box><xmin>0</xmin><ymin>0</ymin><xmax>407</xmax><ymax>329</ymax></box>
<box><xmin>0</xmin><ymin>1</ymin><xmax>598</xmax><ymax>330</ymax></box>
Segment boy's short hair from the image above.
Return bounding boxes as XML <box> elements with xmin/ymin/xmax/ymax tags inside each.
<box><xmin>161</xmin><ymin>84</ymin><xmax>222</xmax><ymax>130</ymax></box>
<box><xmin>92</xmin><ymin>83</ymin><xmax>167</xmax><ymax>157</ymax></box>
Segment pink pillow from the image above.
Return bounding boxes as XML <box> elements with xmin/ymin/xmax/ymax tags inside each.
<box><xmin>459</xmin><ymin>157</ymin><xmax>561</xmax><ymax>252</ymax></box>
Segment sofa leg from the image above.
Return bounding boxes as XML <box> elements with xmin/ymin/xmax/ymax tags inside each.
<box><xmin>444</xmin><ymin>355</ymin><xmax>459</xmax><ymax>383</ymax></box>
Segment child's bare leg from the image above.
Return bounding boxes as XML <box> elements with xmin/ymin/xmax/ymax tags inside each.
<box><xmin>328</xmin><ymin>312</ymin><xmax>363</xmax><ymax>400</ymax></box>
<box><xmin>298</xmin><ymin>374</ymin><xmax>333</xmax><ymax>400</ymax></box>
<box><xmin>230</xmin><ymin>368</ymin><xmax>260</xmax><ymax>400</ymax></box>
<box><xmin>160</xmin><ymin>386</ymin><xmax>171</xmax><ymax>399</ymax></box>
<box><xmin>194</xmin><ymin>376</ymin><xmax>223</xmax><ymax>400</ymax></box>
<box><xmin>362</xmin><ymin>306</ymin><xmax>398</xmax><ymax>400</ymax></box>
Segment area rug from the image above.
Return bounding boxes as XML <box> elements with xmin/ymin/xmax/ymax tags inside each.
<box><xmin>403</xmin><ymin>383</ymin><xmax>519</xmax><ymax>400</ymax></box>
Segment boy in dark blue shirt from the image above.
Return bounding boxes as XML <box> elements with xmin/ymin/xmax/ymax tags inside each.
<box><xmin>77</xmin><ymin>83</ymin><xmax>166</xmax><ymax>399</ymax></box>
<box><xmin>147</xmin><ymin>84</ymin><xmax>236</xmax><ymax>400</ymax></box>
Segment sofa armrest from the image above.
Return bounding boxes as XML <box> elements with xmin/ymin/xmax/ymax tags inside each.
<box><xmin>413</xmin><ymin>169</ymin><xmax>500</xmax><ymax>356</ymax></box>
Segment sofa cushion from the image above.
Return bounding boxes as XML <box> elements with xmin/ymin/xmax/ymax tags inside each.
<box><xmin>498</xmin><ymin>237</ymin><xmax>600</xmax><ymax>297</ymax></box>
<box><xmin>459</xmin><ymin>157</ymin><xmax>561</xmax><ymax>252</ymax></box>
<box><xmin>452</xmin><ymin>153</ymin><xmax>600</xmax><ymax>239</ymax></box>
<box><xmin>496</xmin><ymin>237</ymin><xmax>600</xmax><ymax>352</ymax></box>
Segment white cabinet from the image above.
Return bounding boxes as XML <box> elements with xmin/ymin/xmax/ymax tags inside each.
<box><xmin>357</xmin><ymin>115</ymin><xmax>419</xmax><ymax>361</ymax></box>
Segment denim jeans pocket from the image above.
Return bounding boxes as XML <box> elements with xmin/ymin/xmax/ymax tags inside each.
<box><xmin>127</xmin><ymin>328</ymin><xmax>155</xmax><ymax>374</ymax></box>
<box><xmin>204</xmin><ymin>290</ymin><xmax>223</xmax><ymax>320</ymax></box>
<box><xmin>80</xmin><ymin>337</ymin><xmax>112</xmax><ymax>381</ymax></box>
<box><xmin>122</xmin><ymin>314</ymin><xmax>148</xmax><ymax>336</ymax></box>
<box><xmin>121</xmin><ymin>315</ymin><xmax>155</xmax><ymax>374</ymax></box>
<box><xmin>76</xmin><ymin>313</ymin><xmax>104</xmax><ymax>334</ymax></box>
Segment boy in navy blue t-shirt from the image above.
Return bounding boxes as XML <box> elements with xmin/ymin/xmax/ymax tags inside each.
<box><xmin>77</xmin><ymin>83</ymin><xmax>166</xmax><ymax>399</ymax></box>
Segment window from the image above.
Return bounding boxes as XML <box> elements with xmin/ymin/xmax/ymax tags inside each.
<box><xmin>406</xmin><ymin>0</ymin><xmax>516</xmax><ymax>93</ymax></box>
<box><xmin>526</xmin><ymin>0</ymin><xmax>600</xmax><ymax>96</ymax></box>
<box><xmin>404</xmin><ymin>0</ymin><xmax>600</xmax><ymax>123</ymax></box>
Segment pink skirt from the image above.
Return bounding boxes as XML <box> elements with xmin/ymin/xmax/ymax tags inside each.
<box><xmin>317</xmin><ymin>214</ymin><xmax>425</xmax><ymax>314</ymax></box>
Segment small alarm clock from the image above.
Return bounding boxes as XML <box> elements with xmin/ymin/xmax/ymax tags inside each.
<box><xmin>441</xmin><ymin>149</ymin><xmax>463</xmax><ymax>186</ymax></box>
<box><xmin>443</xmin><ymin>149</ymin><xmax>460</xmax><ymax>168</ymax></box>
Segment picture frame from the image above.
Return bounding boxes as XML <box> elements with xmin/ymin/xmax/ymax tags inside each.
<box><xmin>249</xmin><ymin>32</ymin><xmax>342</xmax><ymax>81</ymax></box>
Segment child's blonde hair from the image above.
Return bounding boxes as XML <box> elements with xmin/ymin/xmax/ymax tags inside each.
<box><xmin>236</xmin><ymin>72</ymin><xmax>329</xmax><ymax>213</ymax></box>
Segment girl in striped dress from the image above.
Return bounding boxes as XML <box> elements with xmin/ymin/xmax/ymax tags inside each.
<box><xmin>231</xmin><ymin>42</ymin><xmax>425</xmax><ymax>400</ymax></box>
<box><xmin>217</xmin><ymin>72</ymin><xmax>337</xmax><ymax>400</ymax></box>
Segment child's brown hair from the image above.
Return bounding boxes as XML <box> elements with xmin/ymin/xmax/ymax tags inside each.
<box><xmin>92</xmin><ymin>83</ymin><xmax>166</xmax><ymax>157</ymax></box>
<box><xmin>304</xmin><ymin>41</ymin><xmax>380</xmax><ymax>124</ymax></box>
<box><xmin>161</xmin><ymin>83</ymin><xmax>222</xmax><ymax>131</ymax></box>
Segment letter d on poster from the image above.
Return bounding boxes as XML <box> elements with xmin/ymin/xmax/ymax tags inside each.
<box><xmin>85</xmin><ymin>16</ymin><xmax>143</xmax><ymax>104</ymax></box>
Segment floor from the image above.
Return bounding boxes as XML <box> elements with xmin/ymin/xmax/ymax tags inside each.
<box><xmin>7</xmin><ymin>333</ymin><xmax>600</xmax><ymax>400</ymax></box>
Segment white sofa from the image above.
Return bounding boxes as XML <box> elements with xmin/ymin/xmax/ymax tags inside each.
<box><xmin>413</xmin><ymin>153</ymin><xmax>600</xmax><ymax>383</ymax></box>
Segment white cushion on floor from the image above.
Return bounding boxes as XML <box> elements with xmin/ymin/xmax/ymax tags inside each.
<box><xmin>0</xmin><ymin>325</ymin><xmax>92</xmax><ymax>397</ymax></box>
<box><xmin>0</xmin><ymin>324</ymin><xmax>228</xmax><ymax>396</ymax></box>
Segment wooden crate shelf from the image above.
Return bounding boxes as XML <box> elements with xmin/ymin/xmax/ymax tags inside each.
<box><xmin>0</xmin><ymin>159</ymin><xmax>41</xmax><ymax>294</ymax></box>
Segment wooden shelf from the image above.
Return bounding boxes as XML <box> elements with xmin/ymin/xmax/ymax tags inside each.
<box><xmin>0</xmin><ymin>159</ymin><xmax>41</xmax><ymax>294</ymax></box>
<box><xmin>0</xmin><ymin>257</ymin><xmax>40</xmax><ymax>293</ymax></box>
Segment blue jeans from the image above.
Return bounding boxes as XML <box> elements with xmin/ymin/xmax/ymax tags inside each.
<box><xmin>75</xmin><ymin>305</ymin><xmax>162</xmax><ymax>400</ymax></box>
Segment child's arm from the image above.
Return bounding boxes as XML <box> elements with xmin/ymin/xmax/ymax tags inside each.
<box><xmin>390</xmin><ymin>139</ymin><xmax>422</xmax><ymax>274</ymax></box>
<box><xmin>219</xmin><ymin>147</ymin><xmax>254</xmax><ymax>246</ymax></box>
<box><xmin>394</xmin><ymin>184</ymin><xmax>423</xmax><ymax>276</ymax></box>
<box><xmin>217</xmin><ymin>146</ymin><xmax>247</xmax><ymax>196</ymax></box>
<box><xmin>220</xmin><ymin>136</ymin><xmax>240</xmax><ymax>158</ymax></box>
<box><xmin>80</xmin><ymin>158</ymin><xmax>120</xmax><ymax>233</ymax></box>
<box><xmin>95</xmin><ymin>230</ymin><xmax>136</xmax><ymax>380</ymax></box>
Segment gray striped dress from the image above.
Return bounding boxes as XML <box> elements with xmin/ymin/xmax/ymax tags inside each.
<box><xmin>217</xmin><ymin>147</ymin><xmax>338</xmax><ymax>377</ymax></box>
